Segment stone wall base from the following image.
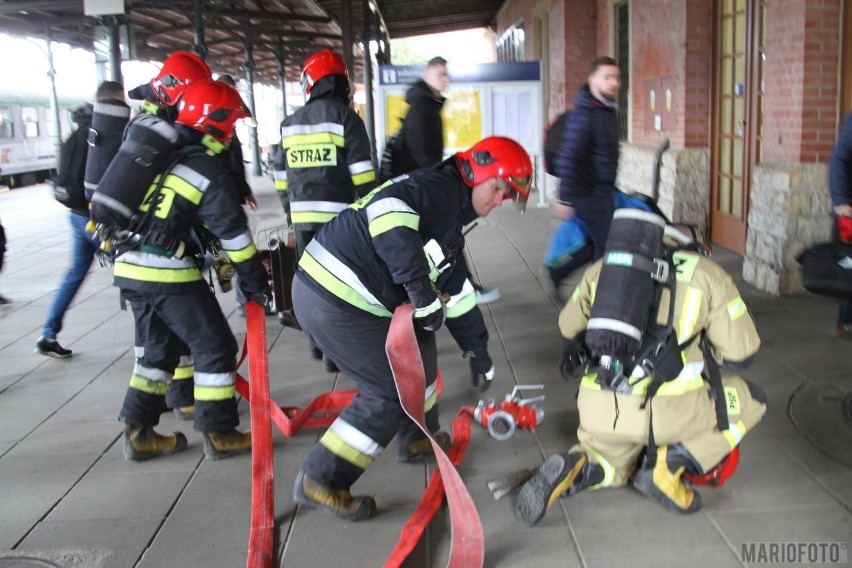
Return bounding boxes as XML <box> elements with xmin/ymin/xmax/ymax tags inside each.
<box><xmin>744</xmin><ymin>161</ymin><xmax>830</xmax><ymax>296</ymax></box>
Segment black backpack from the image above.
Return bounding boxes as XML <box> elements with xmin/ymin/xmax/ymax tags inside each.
<box><xmin>543</xmin><ymin>110</ymin><xmax>570</xmax><ymax>176</ymax></box>
<box><xmin>52</xmin><ymin>127</ymin><xmax>90</xmax><ymax>210</ymax></box>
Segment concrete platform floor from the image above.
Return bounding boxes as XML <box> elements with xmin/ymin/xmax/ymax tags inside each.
<box><xmin>0</xmin><ymin>176</ymin><xmax>850</xmax><ymax>567</ymax></box>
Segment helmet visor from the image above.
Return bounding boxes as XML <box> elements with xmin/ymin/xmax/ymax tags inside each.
<box><xmin>502</xmin><ymin>174</ymin><xmax>532</xmax><ymax>213</ymax></box>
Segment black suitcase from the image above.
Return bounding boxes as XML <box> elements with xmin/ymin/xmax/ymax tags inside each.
<box><xmin>797</xmin><ymin>242</ymin><xmax>852</xmax><ymax>298</ymax></box>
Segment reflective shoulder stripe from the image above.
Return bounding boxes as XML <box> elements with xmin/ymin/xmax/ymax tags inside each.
<box><xmin>171</xmin><ymin>163</ymin><xmax>211</xmax><ymax>193</ymax></box>
<box><xmin>300</xmin><ymin>243</ymin><xmax>392</xmax><ymax>317</ymax></box>
<box><xmin>369</xmin><ymin>212</ymin><xmax>420</xmax><ymax>237</ymax></box>
<box><xmin>282</xmin><ymin>122</ymin><xmax>345</xmax><ymax>137</ymax></box>
<box><xmin>446</xmin><ymin>279</ymin><xmax>477</xmax><ymax>318</ymax></box>
<box><xmin>366</xmin><ymin>197</ymin><xmax>416</xmax><ymax>222</ymax></box>
<box><xmin>726</xmin><ymin>296</ymin><xmax>747</xmax><ymax>321</ymax></box>
<box><xmin>678</xmin><ymin>287</ymin><xmax>703</xmax><ymax>340</ymax></box>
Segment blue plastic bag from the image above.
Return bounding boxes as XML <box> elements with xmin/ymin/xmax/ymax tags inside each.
<box><xmin>544</xmin><ymin>217</ymin><xmax>587</xmax><ymax>268</ymax></box>
<box><xmin>543</xmin><ymin>191</ymin><xmax>653</xmax><ymax>268</ymax></box>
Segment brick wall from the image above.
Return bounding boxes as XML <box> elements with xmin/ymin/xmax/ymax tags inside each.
<box><xmin>762</xmin><ymin>0</ymin><xmax>841</xmax><ymax>164</ymax></box>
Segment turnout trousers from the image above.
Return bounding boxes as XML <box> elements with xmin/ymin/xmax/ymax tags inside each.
<box><xmin>292</xmin><ymin>275</ymin><xmax>440</xmax><ymax>490</ymax></box>
<box><xmin>574</xmin><ymin>373</ymin><xmax>767</xmax><ymax>487</ymax></box>
<box><xmin>119</xmin><ymin>288</ymin><xmax>240</xmax><ymax>433</ymax></box>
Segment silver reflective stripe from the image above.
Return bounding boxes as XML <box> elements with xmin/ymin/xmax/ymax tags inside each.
<box><xmin>282</xmin><ymin>122</ymin><xmax>344</xmax><ymax>137</ymax></box>
<box><xmin>586</xmin><ymin>317</ymin><xmax>642</xmax><ymax>342</ymax></box>
<box><xmin>171</xmin><ymin>164</ymin><xmax>211</xmax><ymax>193</ymax></box>
<box><xmin>134</xmin><ymin>346</ymin><xmax>145</xmax><ymax>358</ymax></box>
<box><xmin>446</xmin><ymin>279</ymin><xmax>476</xmax><ymax>309</ymax></box>
<box><xmin>194</xmin><ymin>371</ymin><xmax>235</xmax><ymax>387</ymax></box>
<box><xmin>273</xmin><ymin>169</ymin><xmax>287</xmax><ymax>181</ymax></box>
<box><xmin>117</xmin><ymin>250</ymin><xmax>197</xmax><ymax>269</ymax></box>
<box><xmin>290</xmin><ymin>201</ymin><xmax>348</xmax><ymax>213</ymax></box>
<box><xmin>84</xmin><ymin>181</ymin><xmax>97</xmax><ymax>190</ymax></box>
<box><xmin>366</xmin><ymin>197</ymin><xmax>416</xmax><ymax>223</ymax></box>
<box><xmin>178</xmin><ymin>355</ymin><xmax>194</xmax><ymax>367</ymax></box>
<box><xmin>91</xmin><ymin>192</ymin><xmax>134</xmax><ymax>220</ymax></box>
<box><xmin>133</xmin><ymin>362</ymin><xmax>170</xmax><ymax>382</ymax></box>
<box><xmin>220</xmin><ymin>230</ymin><xmax>253</xmax><ymax>251</ymax></box>
<box><xmin>423</xmin><ymin>239</ymin><xmax>448</xmax><ymax>272</ymax></box>
<box><xmin>349</xmin><ymin>159</ymin><xmax>374</xmax><ymax>175</ymax></box>
<box><xmin>138</xmin><ymin>113</ymin><xmax>179</xmax><ymax>142</ymax></box>
<box><xmin>329</xmin><ymin>418</ymin><xmax>383</xmax><ymax>458</ymax></box>
<box><xmin>612</xmin><ymin>208</ymin><xmax>666</xmax><ymax>227</ymax></box>
<box><xmin>425</xmin><ymin>381</ymin><xmax>438</xmax><ymax>401</ymax></box>
<box><xmin>94</xmin><ymin>102</ymin><xmax>131</xmax><ymax>118</ymax></box>
<box><xmin>414</xmin><ymin>297</ymin><xmax>442</xmax><ymax>317</ymax></box>
<box><xmin>306</xmin><ymin>240</ymin><xmax>387</xmax><ymax>309</ymax></box>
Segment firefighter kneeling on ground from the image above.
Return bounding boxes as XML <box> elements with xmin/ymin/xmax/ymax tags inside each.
<box><xmin>114</xmin><ymin>81</ymin><xmax>272</xmax><ymax>461</ymax></box>
<box><xmin>290</xmin><ymin>136</ymin><xmax>533</xmax><ymax>521</ymax></box>
<box><xmin>515</xmin><ymin>224</ymin><xmax>767</xmax><ymax>525</ymax></box>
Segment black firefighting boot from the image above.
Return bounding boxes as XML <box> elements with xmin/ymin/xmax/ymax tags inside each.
<box><xmin>293</xmin><ymin>469</ymin><xmax>377</xmax><ymax>521</ymax></box>
<box><xmin>397</xmin><ymin>431</ymin><xmax>451</xmax><ymax>463</ymax></box>
<box><xmin>515</xmin><ymin>452</ymin><xmax>604</xmax><ymax>526</ymax></box>
<box><xmin>633</xmin><ymin>443</ymin><xmax>703</xmax><ymax>514</ymax></box>
<box><xmin>201</xmin><ymin>429</ymin><xmax>252</xmax><ymax>461</ymax></box>
<box><xmin>173</xmin><ymin>405</ymin><xmax>195</xmax><ymax>421</ymax></box>
<box><xmin>123</xmin><ymin>423</ymin><xmax>188</xmax><ymax>462</ymax></box>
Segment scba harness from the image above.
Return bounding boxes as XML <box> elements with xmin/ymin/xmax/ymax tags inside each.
<box><xmin>573</xmin><ymin>205</ymin><xmax>733</xmax><ymax>475</ymax></box>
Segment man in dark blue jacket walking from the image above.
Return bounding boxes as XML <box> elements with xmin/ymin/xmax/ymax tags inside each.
<box><xmin>829</xmin><ymin>113</ymin><xmax>852</xmax><ymax>337</ymax></box>
<box><xmin>548</xmin><ymin>56</ymin><xmax>621</xmax><ymax>298</ymax></box>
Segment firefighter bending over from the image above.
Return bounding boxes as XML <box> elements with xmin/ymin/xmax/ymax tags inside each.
<box><xmin>290</xmin><ymin>137</ymin><xmax>532</xmax><ymax>521</ymax></box>
<box><xmin>516</xmin><ymin>222</ymin><xmax>766</xmax><ymax>525</ymax></box>
<box><xmin>115</xmin><ymin>81</ymin><xmax>271</xmax><ymax>461</ymax></box>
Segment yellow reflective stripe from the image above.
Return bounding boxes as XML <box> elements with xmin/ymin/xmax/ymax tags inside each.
<box><xmin>275</xmin><ymin>179</ymin><xmax>288</xmax><ymax>191</ymax></box>
<box><xmin>226</xmin><ymin>242</ymin><xmax>257</xmax><ymax>263</ymax></box>
<box><xmin>589</xmin><ymin>280</ymin><xmax>597</xmax><ymax>304</ymax></box>
<box><xmin>173</xmin><ymin>366</ymin><xmax>194</xmax><ymax>380</ymax></box>
<box><xmin>414</xmin><ymin>297</ymin><xmax>442</xmax><ymax>318</ymax></box>
<box><xmin>165</xmin><ymin>174</ymin><xmax>204</xmax><ymax>205</ymax></box>
<box><xmin>571</xmin><ymin>285</ymin><xmax>581</xmax><ymax>303</ymax></box>
<box><xmin>282</xmin><ymin>132</ymin><xmax>344</xmax><ymax>147</ymax></box>
<box><xmin>129</xmin><ymin>375</ymin><xmax>169</xmax><ymax>395</ymax></box>
<box><xmin>291</xmin><ymin>211</ymin><xmax>339</xmax><ymax>224</ymax></box>
<box><xmin>425</xmin><ymin>382</ymin><xmax>439</xmax><ymax>412</ymax></box>
<box><xmin>300</xmin><ymin>251</ymin><xmax>393</xmax><ymax>317</ymax></box>
<box><xmin>722</xmin><ymin>420</ymin><xmax>746</xmax><ymax>449</ymax></box>
<box><xmin>727</xmin><ymin>296</ymin><xmax>747</xmax><ymax>321</ymax></box>
<box><xmin>678</xmin><ymin>287</ymin><xmax>703</xmax><ymax>340</ymax></box>
<box><xmin>115</xmin><ymin>262</ymin><xmax>202</xmax><ymax>283</ymax></box>
<box><xmin>352</xmin><ymin>169</ymin><xmax>376</xmax><ymax>186</ymax></box>
<box><xmin>446</xmin><ymin>280</ymin><xmax>477</xmax><ymax>318</ymax></box>
<box><xmin>368</xmin><ymin>212</ymin><xmax>420</xmax><ymax>237</ymax></box>
<box><xmin>580</xmin><ymin>371</ymin><xmax>704</xmax><ymax>396</ymax></box>
<box><xmin>580</xmin><ymin>373</ymin><xmax>601</xmax><ymax>390</ymax></box>
<box><xmin>194</xmin><ymin>384</ymin><xmax>235</xmax><ymax>401</ymax></box>
<box><xmin>319</xmin><ymin>429</ymin><xmax>374</xmax><ymax>470</ymax></box>
<box><xmin>583</xmin><ymin>446</ymin><xmax>616</xmax><ymax>489</ymax></box>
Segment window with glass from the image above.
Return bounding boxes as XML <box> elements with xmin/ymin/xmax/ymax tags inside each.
<box><xmin>497</xmin><ymin>24</ymin><xmax>525</xmax><ymax>63</ymax></box>
<box><xmin>0</xmin><ymin>107</ymin><xmax>12</xmax><ymax>139</ymax></box>
<box><xmin>21</xmin><ymin>106</ymin><xmax>39</xmax><ymax>138</ymax></box>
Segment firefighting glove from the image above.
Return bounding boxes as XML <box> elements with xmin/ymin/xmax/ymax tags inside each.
<box><xmin>558</xmin><ymin>333</ymin><xmax>589</xmax><ymax>380</ymax></box>
<box><xmin>404</xmin><ymin>277</ymin><xmax>444</xmax><ymax>332</ymax></box>
<box><xmin>466</xmin><ymin>348</ymin><xmax>495</xmax><ymax>392</ymax></box>
<box><xmin>247</xmin><ymin>285</ymin><xmax>274</xmax><ymax>312</ymax></box>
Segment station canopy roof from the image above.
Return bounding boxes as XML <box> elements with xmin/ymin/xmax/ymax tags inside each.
<box><xmin>0</xmin><ymin>0</ymin><xmax>505</xmax><ymax>84</ymax></box>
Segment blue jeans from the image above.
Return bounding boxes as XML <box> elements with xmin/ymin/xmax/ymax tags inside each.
<box><xmin>41</xmin><ymin>212</ymin><xmax>99</xmax><ymax>340</ymax></box>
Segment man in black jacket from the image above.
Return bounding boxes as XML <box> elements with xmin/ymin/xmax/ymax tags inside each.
<box><xmin>396</xmin><ymin>56</ymin><xmax>449</xmax><ymax>173</ymax></box>
<box><xmin>548</xmin><ymin>56</ymin><xmax>621</xmax><ymax>300</ymax></box>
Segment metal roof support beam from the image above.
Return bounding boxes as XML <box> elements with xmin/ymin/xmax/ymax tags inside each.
<box><xmin>216</xmin><ymin>8</ymin><xmax>331</xmax><ymax>25</ymax></box>
<box><xmin>192</xmin><ymin>0</ymin><xmax>208</xmax><ymax>59</ymax></box>
<box><xmin>242</xmin><ymin>19</ymin><xmax>262</xmax><ymax>177</ymax></box>
<box><xmin>361</xmin><ymin>0</ymin><xmax>376</xmax><ymax>165</ymax></box>
<box><xmin>0</xmin><ymin>1</ymin><xmax>82</xmax><ymax>13</ymax></box>
<box><xmin>107</xmin><ymin>16</ymin><xmax>123</xmax><ymax>84</ymax></box>
<box><xmin>340</xmin><ymin>0</ymin><xmax>353</xmax><ymax>80</ymax></box>
<box><xmin>275</xmin><ymin>39</ymin><xmax>288</xmax><ymax>120</ymax></box>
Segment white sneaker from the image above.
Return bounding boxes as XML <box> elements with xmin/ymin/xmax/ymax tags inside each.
<box><xmin>475</xmin><ymin>287</ymin><xmax>502</xmax><ymax>305</ymax></box>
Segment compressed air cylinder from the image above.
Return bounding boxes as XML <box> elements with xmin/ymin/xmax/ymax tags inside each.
<box><xmin>90</xmin><ymin>113</ymin><xmax>178</xmax><ymax>232</ymax></box>
<box><xmin>585</xmin><ymin>208</ymin><xmax>666</xmax><ymax>363</ymax></box>
<box><xmin>83</xmin><ymin>99</ymin><xmax>131</xmax><ymax>201</ymax></box>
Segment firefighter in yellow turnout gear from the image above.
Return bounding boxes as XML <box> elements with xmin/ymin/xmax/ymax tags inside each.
<box><xmin>516</xmin><ymin>226</ymin><xmax>766</xmax><ymax>525</ymax></box>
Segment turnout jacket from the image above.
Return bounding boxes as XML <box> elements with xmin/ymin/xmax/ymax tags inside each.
<box><xmin>298</xmin><ymin>161</ymin><xmax>489</xmax><ymax>354</ymax></box>
<box><xmin>273</xmin><ymin>94</ymin><xmax>376</xmax><ymax>230</ymax></box>
<box><xmin>114</xmin><ymin>128</ymin><xmax>268</xmax><ymax>295</ymax></box>
<box><xmin>560</xmin><ymin>248</ymin><xmax>761</xmax><ymax>398</ymax></box>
